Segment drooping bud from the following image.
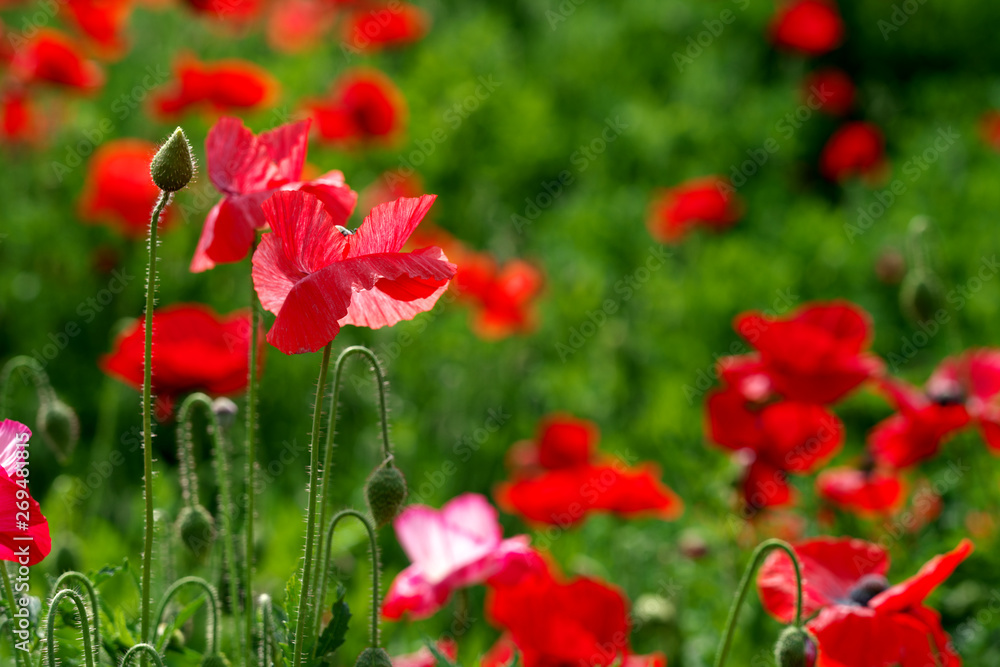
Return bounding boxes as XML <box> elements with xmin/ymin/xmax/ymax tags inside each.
<box><xmin>211</xmin><ymin>397</ymin><xmax>239</xmax><ymax>430</ymax></box>
<box><xmin>774</xmin><ymin>626</ymin><xmax>818</xmax><ymax>667</ymax></box>
<box><xmin>176</xmin><ymin>504</ymin><xmax>217</xmax><ymax>560</ymax></box>
<box><xmin>36</xmin><ymin>398</ymin><xmax>80</xmax><ymax>463</ymax></box>
<box><xmin>150</xmin><ymin>127</ymin><xmax>195</xmax><ymax>192</ymax></box>
<box><xmin>355</xmin><ymin>647</ymin><xmax>393</xmax><ymax>667</ymax></box>
<box><xmin>200</xmin><ymin>653</ymin><xmax>232</xmax><ymax>667</ymax></box>
<box><xmin>899</xmin><ymin>268</ymin><xmax>943</xmax><ymax>323</ymax></box>
<box><xmin>365</xmin><ymin>460</ymin><xmax>407</xmax><ymax>528</ymax></box>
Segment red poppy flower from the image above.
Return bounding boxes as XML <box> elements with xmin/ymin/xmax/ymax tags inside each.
<box><xmin>8</xmin><ymin>29</ymin><xmax>104</xmax><ymax>91</ymax></box>
<box><xmin>735</xmin><ymin>300</ymin><xmax>883</xmax><ymax>404</ymax></box>
<box><xmin>390</xmin><ymin>639</ymin><xmax>458</xmax><ymax>667</ymax></box>
<box><xmin>303</xmin><ymin>68</ymin><xmax>407</xmax><ymax>147</ymax></box>
<box><xmin>192</xmin><ymin>116</ymin><xmax>357</xmax><ymax>272</ymax></box>
<box><xmin>0</xmin><ymin>88</ymin><xmax>37</xmax><ymax>143</ymax></box>
<box><xmin>869</xmin><ymin>349</ymin><xmax>1000</xmax><ymax>467</ymax></box>
<box><xmin>265</xmin><ymin>0</ymin><xmax>337</xmax><ymax>53</ymax></box>
<box><xmin>770</xmin><ymin>0</ymin><xmax>844</xmax><ymax>56</ymax></box>
<box><xmin>803</xmin><ymin>68</ymin><xmax>855</xmax><ymax>116</ymax></box>
<box><xmin>495</xmin><ymin>414</ymin><xmax>682</xmax><ymax>526</ymax></box>
<box><xmin>819</xmin><ymin>121</ymin><xmax>886</xmax><ymax>182</ymax></box>
<box><xmin>646</xmin><ymin>176</ymin><xmax>742</xmax><ymax>243</ymax></box>
<box><xmin>183</xmin><ymin>0</ymin><xmax>261</xmax><ymax>21</ymax></box>
<box><xmin>487</xmin><ymin>564</ymin><xmax>631</xmax><ymax>667</ymax></box>
<box><xmin>707</xmin><ymin>367</ymin><xmax>844</xmax><ymax>510</ymax></box>
<box><xmin>63</xmin><ymin>0</ymin><xmax>133</xmax><ymax>57</ymax></box>
<box><xmin>251</xmin><ymin>190</ymin><xmax>455</xmax><ymax>354</ymax></box>
<box><xmin>79</xmin><ymin>139</ymin><xmax>173</xmax><ymax>238</ymax></box>
<box><xmin>100</xmin><ymin>304</ymin><xmax>263</xmax><ymax>420</ymax></box>
<box><xmin>0</xmin><ymin>420</ymin><xmax>51</xmax><ymax>566</ymax></box>
<box><xmin>758</xmin><ymin>538</ymin><xmax>973</xmax><ymax>667</ymax></box>
<box><xmin>341</xmin><ymin>2</ymin><xmax>429</xmax><ymax>52</ymax></box>
<box><xmin>815</xmin><ymin>467</ymin><xmax>905</xmax><ymax>516</ymax></box>
<box><xmin>151</xmin><ymin>55</ymin><xmax>278</xmax><ymax>118</ymax></box>
<box><xmin>458</xmin><ymin>255</ymin><xmax>544</xmax><ymax>340</ymax></box>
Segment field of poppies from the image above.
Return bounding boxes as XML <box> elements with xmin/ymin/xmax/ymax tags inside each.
<box><xmin>3</xmin><ymin>0</ymin><xmax>1000</xmax><ymax>665</ymax></box>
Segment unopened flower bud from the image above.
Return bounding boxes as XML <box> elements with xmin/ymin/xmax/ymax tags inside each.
<box><xmin>176</xmin><ymin>504</ymin><xmax>216</xmax><ymax>560</ymax></box>
<box><xmin>37</xmin><ymin>398</ymin><xmax>80</xmax><ymax>462</ymax></box>
<box><xmin>900</xmin><ymin>268</ymin><xmax>943</xmax><ymax>324</ymax></box>
<box><xmin>151</xmin><ymin>127</ymin><xmax>195</xmax><ymax>192</ymax></box>
<box><xmin>365</xmin><ymin>461</ymin><xmax>407</xmax><ymax>528</ymax></box>
<box><xmin>355</xmin><ymin>647</ymin><xmax>393</xmax><ymax>667</ymax></box>
<box><xmin>211</xmin><ymin>397</ymin><xmax>239</xmax><ymax>430</ymax></box>
<box><xmin>774</xmin><ymin>626</ymin><xmax>817</xmax><ymax>667</ymax></box>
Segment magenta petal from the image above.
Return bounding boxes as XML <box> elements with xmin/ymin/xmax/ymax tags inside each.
<box><xmin>381</xmin><ymin>564</ymin><xmax>451</xmax><ymax>620</ymax></box>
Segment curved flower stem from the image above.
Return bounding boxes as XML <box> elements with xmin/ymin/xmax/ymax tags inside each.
<box><xmin>141</xmin><ymin>190</ymin><xmax>171</xmax><ymax>654</ymax></box>
<box><xmin>246</xmin><ymin>247</ymin><xmax>261</xmax><ymax>664</ymax></box>
<box><xmin>291</xmin><ymin>342</ymin><xmax>333</xmax><ymax>667</ymax></box>
<box><xmin>175</xmin><ymin>393</ymin><xmax>242</xmax><ymax>653</ymax></box>
<box><xmin>714</xmin><ymin>538</ymin><xmax>804</xmax><ymax>667</ymax></box>
<box><xmin>313</xmin><ymin>509</ymin><xmax>381</xmax><ymax>651</ymax></box>
<box><xmin>2</xmin><ymin>564</ymin><xmax>25</xmax><ymax>667</ymax></box>
<box><xmin>0</xmin><ymin>355</ymin><xmax>55</xmax><ymax>419</ymax></box>
<box><xmin>311</xmin><ymin>346</ymin><xmax>390</xmax><ymax>634</ymax></box>
<box><xmin>121</xmin><ymin>643</ymin><xmax>166</xmax><ymax>667</ymax></box>
<box><xmin>51</xmin><ymin>571</ymin><xmax>101</xmax><ymax>653</ymax></box>
<box><xmin>153</xmin><ymin>576</ymin><xmax>221</xmax><ymax>653</ymax></box>
<box><xmin>46</xmin><ymin>589</ymin><xmax>96</xmax><ymax>667</ymax></box>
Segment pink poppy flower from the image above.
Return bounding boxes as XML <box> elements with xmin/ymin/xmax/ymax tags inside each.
<box><xmin>191</xmin><ymin>116</ymin><xmax>357</xmax><ymax>272</ymax></box>
<box><xmin>382</xmin><ymin>493</ymin><xmax>542</xmax><ymax>620</ymax></box>
<box><xmin>0</xmin><ymin>421</ymin><xmax>51</xmax><ymax>565</ymax></box>
<box><xmin>252</xmin><ymin>190</ymin><xmax>456</xmax><ymax>354</ymax></box>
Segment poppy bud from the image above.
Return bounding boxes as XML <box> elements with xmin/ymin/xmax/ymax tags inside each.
<box><xmin>365</xmin><ymin>460</ymin><xmax>407</xmax><ymax>528</ymax></box>
<box><xmin>176</xmin><ymin>504</ymin><xmax>216</xmax><ymax>560</ymax></box>
<box><xmin>355</xmin><ymin>647</ymin><xmax>393</xmax><ymax>667</ymax></box>
<box><xmin>774</xmin><ymin>626</ymin><xmax>817</xmax><ymax>667</ymax></box>
<box><xmin>37</xmin><ymin>398</ymin><xmax>80</xmax><ymax>462</ymax></box>
<box><xmin>211</xmin><ymin>397</ymin><xmax>239</xmax><ymax>430</ymax></box>
<box><xmin>151</xmin><ymin>127</ymin><xmax>195</xmax><ymax>192</ymax></box>
<box><xmin>200</xmin><ymin>653</ymin><xmax>232</xmax><ymax>667</ymax></box>
<box><xmin>899</xmin><ymin>268</ymin><xmax>943</xmax><ymax>323</ymax></box>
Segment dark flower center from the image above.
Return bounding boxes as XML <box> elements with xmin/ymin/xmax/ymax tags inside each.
<box><xmin>848</xmin><ymin>574</ymin><xmax>890</xmax><ymax>607</ymax></box>
<box><xmin>927</xmin><ymin>379</ymin><xmax>966</xmax><ymax>406</ymax></box>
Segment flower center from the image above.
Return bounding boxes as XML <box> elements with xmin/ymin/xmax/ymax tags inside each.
<box><xmin>848</xmin><ymin>574</ymin><xmax>890</xmax><ymax>607</ymax></box>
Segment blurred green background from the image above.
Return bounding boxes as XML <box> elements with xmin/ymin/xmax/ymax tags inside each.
<box><xmin>3</xmin><ymin>0</ymin><xmax>1000</xmax><ymax>664</ymax></box>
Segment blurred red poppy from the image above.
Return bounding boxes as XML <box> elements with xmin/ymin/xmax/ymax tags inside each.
<box><xmin>770</xmin><ymin>0</ymin><xmax>844</xmax><ymax>56</ymax></box>
<box><xmin>266</xmin><ymin>0</ymin><xmax>337</xmax><ymax>52</ymax></box>
<box><xmin>341</xmin><ymin>2</ymin><xmax>429</xmax><ymax>52</ymax></box>
<box><xmin>869</xmin><ymin>349</ymin><xmax>1000</xmax><ymax>467</ymax></box>
<box><xmin>487</xmin><ymin>564</ymin><xmax>630</xmax><ymax>667</ymax></box>
<box><xmin>803</xmin><ymin>68</ymin><xmax>855</xmax><ymax>116</ymax></box>
<box><xmin>192</xmin><ymin>116</ymin><xmax>357</xmax><ymax>272</ymax></box>
<box><xmin>707</xmin><ymin>365</ymin><xmax>844</xmax><ymax>510</ymax></box>
<box><xmin>9</xmin><ymin>29</ymin><xmax>104</xmax><ymax>91</ymax></box>
<box><xmin>820</xmin><ymin>121</ymin><xmax>886</xmax><ymax>182</ymax></box>
<box><xmin>979</xmin><ymin>111</ymin><xmax>1000</xmax><ymax>151</ymax></box>
<box><xmin>816</xmin><ymin>466</ymin><xmax>905</xmax><ymax>516</ymax></box>
<box><xmin>63</xmin><ymin>0</ymin><xmax>133</xmax><ymax>57</ymax></box>
<box><xmin>646</xmin><ymin>176</ymin><xmax>742</xmax><ymax>243</ymax></box>
<box><xmin>252</xmin><ymin>190</ymin><xmax>455</xmax><ymax>354</ymax></box>
<box><xmin>734</xmin><ymin>300</ymin><xmax>883</xmax><ymax>404</ymax></box>
<box><xmin>0</xmin><ymin>87</ymin><xmax>38</xmax><ymax>143</ymax></box>
<box><xmin>0</xmin><ymin>420</ymin><xmax>51</xmax><ymax>566</ymax></box>
<box><xmin>304</xmin><ymin>68</ymin><xmax>407</xmax><ymax>147</ymax></box>
<box><xmin>183</xmin><ymin>0</ymin><xmax>261</xmax><ymax>21</ymax></box>
<box><xmin>495</xmin><ymin>414</ymin><xmax>683</xmax><ymax>525</ymax></box>
<box><xmin>151</xmin><ymin>55</ymin><xmax>278</xmax><ymax>118</ymax></box>
<box><xmin>758</xmin><ymin>538</ymin><xmax>972</xmax><ymax>667</ymax></box>
<box><xmin>100</xmin><ymin>304</ymin><xmax>263</xmax><ymax>420</ymax></box>
<box><xmin>79</xmin><ymin>139</ymin><xmax>174</xmax><ymax>238</ymax></box>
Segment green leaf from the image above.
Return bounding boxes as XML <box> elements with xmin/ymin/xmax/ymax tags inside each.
<box><xmin>315</xmin><ymin>583</ymin><xmax>351</xmax><ymax>663</ymax></box>
<box><xmin>155</xmin><ymin>594</ymin><xmax>207</xmax><ymax>651</ymax></box>
<box><xmin>91</xmin><ymin>558</ymin><xmax>128</xmax><ymax>587</ymax></box>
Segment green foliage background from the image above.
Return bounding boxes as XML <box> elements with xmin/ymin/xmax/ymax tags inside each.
<box><xmin>2</xmin><ymin>0</ymin><xmax>1000</xmax><ymax>664</ymax></box>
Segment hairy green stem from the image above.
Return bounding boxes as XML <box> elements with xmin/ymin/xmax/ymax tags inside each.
<box><xmin>258</xmin><ymin>594</ymin><xmax>276</xmax><ymax>667</ymax></box>
<box><xmin>714</xmin><ymin>539</ymin><xmax>804</xmax><ymax>667</ymax></box>
<box><xmin>120</xmin><ymin>644</ymin><xmax>166</xmax><ymax>667</ymax></box>
<box><xmin>311</xmin><ymin>347</ymin><xmax>390</xmax><ymax>634</ymax></box>
<box><xmin>51</xmin><ymin>572</ymin><xmax>101</xmax><ymax>653</ymax></box>
<box><xmin>153</xmin><ymin>576</ymin><xmax>220</xmax><ymax>653</ymax></box>
<box><xmin>291</xmin><ymin>343</ymin><xmax>333</xmax><ymax>667</ymax></box>
<box><xmin>46</xmin><ymin>589</ymin><xmax>96</xmax><ymax>667</ymax></box>
<box><xmin>141</xmin><ymin>190</ymin><xmax>171</xmax><ymax>654</ymax></box>
<box><xmin>246</xmin><ymin>259</ymin><xmax>261</xmax><ymax>665</ymax></box>
<box><xmin>314</xmin><ymin>509</ymin><xmax>381</xmax><ymax>651</ymax></box>
<box><xmin>2</xmin><ymin>564</ymin><xmax>24</xmax><ymax>667</ymax></box>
